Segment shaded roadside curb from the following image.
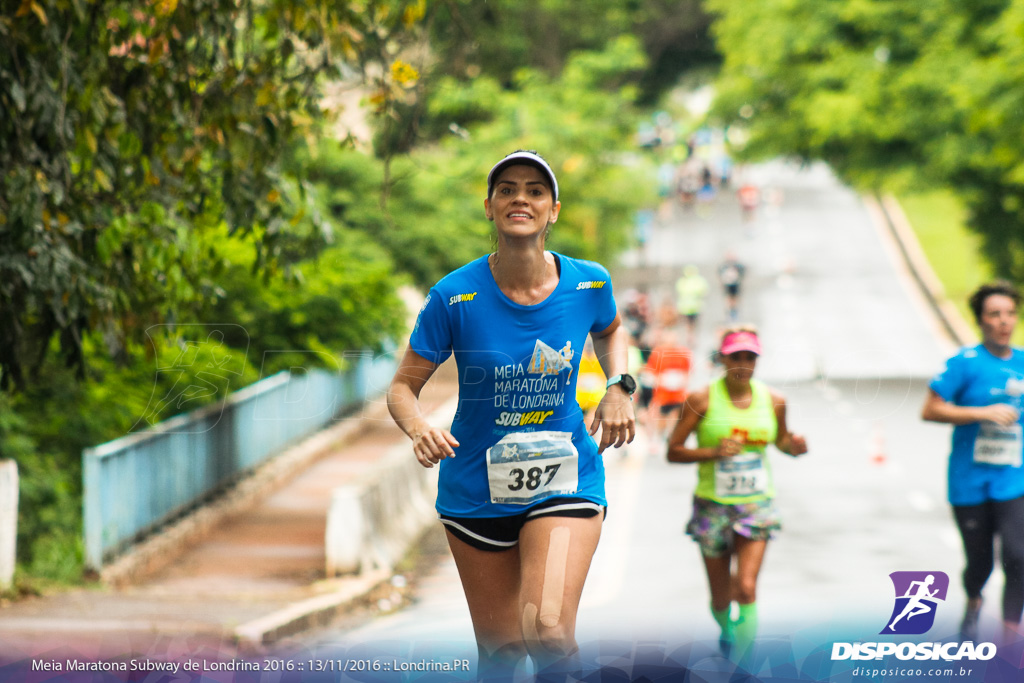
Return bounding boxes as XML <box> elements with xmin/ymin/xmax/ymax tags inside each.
<box><xmin>234</xmin><ymin>568</ymin><xmax>393</xmax><ymax>649</ymax></box>
<box><xmin>869</xmin><ymin>193</ymin><xmax>976</xmax><ymax>347</ymax></box>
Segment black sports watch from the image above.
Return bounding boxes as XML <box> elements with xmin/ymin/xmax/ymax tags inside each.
<box><xmin>605</xmin><ymin>373</ymin><xmax>637</xmax><ymax>395</ymax></box>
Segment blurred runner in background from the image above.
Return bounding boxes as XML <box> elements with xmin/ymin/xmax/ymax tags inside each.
<box><xmin>718</xmin><ymin>252</ymin><xmax>747</xmax><ymax>323</ymax></box>
<box><xmin>644</xmin><ymin>329</ymin><xmax>691</xmax><ymax>452</ymax></box>
<box><xmin>737</xmin><ymin>181</ymin><xmax>760</xmax><ymax>223</ymax></box>
<box><xmin>622</xmin><ymin>288</ymin><xmax>652</xmax><ymax>360</ymax></box>
<box><xmin>675</xmin><ymin>266</ymin><xmax>708</xmax><ymax>349</ymax></box>
<box><xmin>576</xmin><ymin>338</ymin><xmax>608</xmax><ymax>429</ymax></box>
<box><xmin>667</xmin><ymin>326</ymin><xmax>808</xmax><ymax>662</ymax></box>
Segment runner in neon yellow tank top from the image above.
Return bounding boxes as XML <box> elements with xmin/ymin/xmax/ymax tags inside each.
<box><xmin>667</xmin><ymin>326</ymin><xmax>808</xmax><ymax>662</ymax></box>
<box><xmin>693</xmin><ymin>374</ymin><xmax>777</xmax><ymax>503</ymax></box>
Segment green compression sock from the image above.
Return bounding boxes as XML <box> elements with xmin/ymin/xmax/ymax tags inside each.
<box><xmin>712</xmin><ymin>604</ymin><xmax>734</xmax><ymax>641</ymax></box>
<box><xmin>734</xmin><ymin>602</ymin><xmax>758</xmax><ymax>658</ymax></box>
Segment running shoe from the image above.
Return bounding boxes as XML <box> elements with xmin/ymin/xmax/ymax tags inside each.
<box><xmin>960</xmin><ymin>603</ymin><xmax>981</xmax><ymax>641</ymax></box>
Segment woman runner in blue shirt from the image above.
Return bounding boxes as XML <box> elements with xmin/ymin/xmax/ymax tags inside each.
<box><xmin>923</xmin><ymin>281</ymin><xmax>1024</xmax><ymax>643</ymax></box>
<box><xmin>388</xmin><ymin>151</ymin><xmax>636</xmax><ymax>677</ymax></box>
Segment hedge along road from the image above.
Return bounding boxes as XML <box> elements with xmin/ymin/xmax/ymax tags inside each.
<box><xmin>279</xmin><ymin>160</ymin><xmax>979</xmax><ymax>669</ymax></box>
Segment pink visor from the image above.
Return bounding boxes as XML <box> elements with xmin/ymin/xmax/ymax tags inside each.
<box><xmin>720</xmin><ymin>331</ymin><xmax>761</xmax><ymax>356</ymax></box>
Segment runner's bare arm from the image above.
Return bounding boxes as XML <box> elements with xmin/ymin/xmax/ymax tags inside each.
<box><xmin>590</xmin><ymin>314</ymin><xmax>636</xmax><ymax>452</ymax></box>
<box><xmin>771</xmin><ymin>390</ymin><xmax>808</xmax><ymax>457</ymax></box>
<box><xmin>666</xmin><ymin>389</ymin><xmax>740</xmax><ymax>462</ymax></box>
<box><xmin>921</xmin><ymin>389</ymin><xmax>1019</xmax><ymax>426</ymax></box>
<box><xmin>388</xmin><ymin>346</ymin><xmax>460</xmax><ymax>468</ymax></box>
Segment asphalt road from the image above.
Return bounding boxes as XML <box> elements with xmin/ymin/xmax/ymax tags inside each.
<box><xmin>278</xmin><ymin>161</ymin><xmax>993</xmax><ymax>676</ymax></box>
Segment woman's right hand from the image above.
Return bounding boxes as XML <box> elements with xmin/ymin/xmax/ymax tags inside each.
<box><xmin>716</xmin><ymin>436</ymin><xmax>743</xmax><ymax>458</ymax></box>
<box><xmin>983</xmin><ymin>403</ymin><xmax>1020</xmax><ymax>426</ymax></box>
<box><xmin>412</xmin><ymin>427</ymin><xmax>461</xmax><ymax>468</ymax></box>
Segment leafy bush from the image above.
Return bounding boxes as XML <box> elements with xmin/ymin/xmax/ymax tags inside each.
<box><xmin>206</xmin><ymin>222</ymin><xmax>407</xmax><ymax>377</ymax></box>
<box><xmin>2</xmin><ymin>333</ymin><xmax>258</xmax><ymax>583</ymax></box>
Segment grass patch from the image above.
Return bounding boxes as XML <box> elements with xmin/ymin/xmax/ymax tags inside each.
<box><xmin>897</xmin><ymin>190</ymin><xmax>1024</xmax><ymax>344</ymax></box>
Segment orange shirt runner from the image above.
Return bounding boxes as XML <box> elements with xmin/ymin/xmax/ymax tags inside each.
<box><xmin>647</xmin><ymin>343</ymin><xmax>692</xmax><ymax>408</ymax></box>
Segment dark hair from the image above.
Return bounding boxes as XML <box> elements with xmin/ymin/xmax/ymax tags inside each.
<box><xmin>968</xmin><ymin>281</ymin><xmax>1021</xmax><ymax>324</ymax></box>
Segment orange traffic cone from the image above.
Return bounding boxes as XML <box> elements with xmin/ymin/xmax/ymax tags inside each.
<box><xmin>870</xmin><ymin>422</ymin><xmax>887</xmax><ymax>465</ymax></box>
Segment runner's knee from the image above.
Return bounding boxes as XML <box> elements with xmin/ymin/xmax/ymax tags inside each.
<box><xmin>522</xmin><ymin>603</ymin><xmax>575</xmax><ymax>656</ymax></box>
<box><xmin>536</xmin><ymin>623</ymin><xmax>576</xmax><ymax>655</ymax></box>
<box><xmin>999</xmin><ymin>525</ymin><xmax>1024</xmax><ymax>572</ymax></box>
<box><xmin>734</xmin><ymin>576</ymin><xmax>757</xmax><ymax>604</ymax></box>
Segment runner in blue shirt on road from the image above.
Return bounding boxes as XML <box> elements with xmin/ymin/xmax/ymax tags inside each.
<box><xmin>388</xmin><ymin>150</ymin><xmax>636</xmax><ymax>678</ymax></box>
<box><xmin>923</xmin><ymin>281</ymin><xmax>1024</xmax><ymax>644</ymax></box>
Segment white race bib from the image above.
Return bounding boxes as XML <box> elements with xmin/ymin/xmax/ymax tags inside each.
<box><xmin>973</xmin><ymin>423</ymin><xmax>1023</xmax><ymax>467</ymax></box>
<box><xmin>714</xmin><ymin>453</ymin><xmax>768</xmax><ymax>498</ymax></box>
<box><xmin>487</xmin><ymin>431</ymin><xmax>579</xmax><ymax>504</ymax></box>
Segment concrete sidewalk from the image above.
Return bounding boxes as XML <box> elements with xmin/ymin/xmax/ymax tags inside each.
<box><xmin>0</xmin><ymin>361</ymin><xmax>458</xmax><ymax>661</ymax></box>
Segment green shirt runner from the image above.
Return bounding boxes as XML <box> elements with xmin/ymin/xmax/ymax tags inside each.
<box><xmin>694</xmin><ymin>377</ymin><xmax>778</xmax><ymax>504</ymax></box>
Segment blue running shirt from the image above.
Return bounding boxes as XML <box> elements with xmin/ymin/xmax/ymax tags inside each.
<box><xmin>930</xmin><ymin>344</ymin><xmax>1024</xmax><ymax>506</ymax></box>
<box><xmin>409</xmin><ymin>252</ymin><xmax>617</xmax><ymax>517</ymax></box>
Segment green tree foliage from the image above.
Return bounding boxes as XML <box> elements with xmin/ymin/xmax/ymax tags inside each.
<box><xmin>0</xmin><ymin>0</ymin><xmax>425</xmax><ymax>391</ymax></box>
<box><xmin>300</xmin><ymin>38</ymin><xmax>658</xmax><ymax>294</ymax></box>
<box><xmin>707</xmin><ymin>0</ymin><xmax>1024</xmax><ymax>281</ymax></box>
<box><xmin>372</xmin><ymin>36</ymin><xmax>659</xmax><ymax>281</ymax></box>
<box><xmin>297</xmin><ymin>142</ymin><xmax>487</xmax><ymax>289</ymax></box>
<box><xmin>205</xmin><ymin>221</ymin><xmax>406</xmax><ymax>377</ymax></box>
<box><xmin>0</xmin><ymin>0</ymin><xmax>424</xmax><ymax>582</ymax></box>
<box><xmin>427</xmin><ymin>0</ymin><xmax>717</xmax><ymax>104</ymax></box>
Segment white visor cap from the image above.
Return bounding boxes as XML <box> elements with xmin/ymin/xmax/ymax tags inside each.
<box><xmin>487</xmin><ymin>151</ymin><xmax>559</xmax><ymax>202</ymax></box>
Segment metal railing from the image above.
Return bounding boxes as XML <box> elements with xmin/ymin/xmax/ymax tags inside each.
<box><xmin>83</xmin><ymin>352</ymin><xmax>396</xmax><ymax>571</ymax></box>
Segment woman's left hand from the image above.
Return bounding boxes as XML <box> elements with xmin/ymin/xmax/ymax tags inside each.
<box><xmin>589</xmin><ymin>386</ymin><xmax>636</xmax><ymax>453</ymax></box>
<box><xmin>781</xmin><ymin>433</ymin><xmax>808</xmax><ymax>457</ymax></box>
